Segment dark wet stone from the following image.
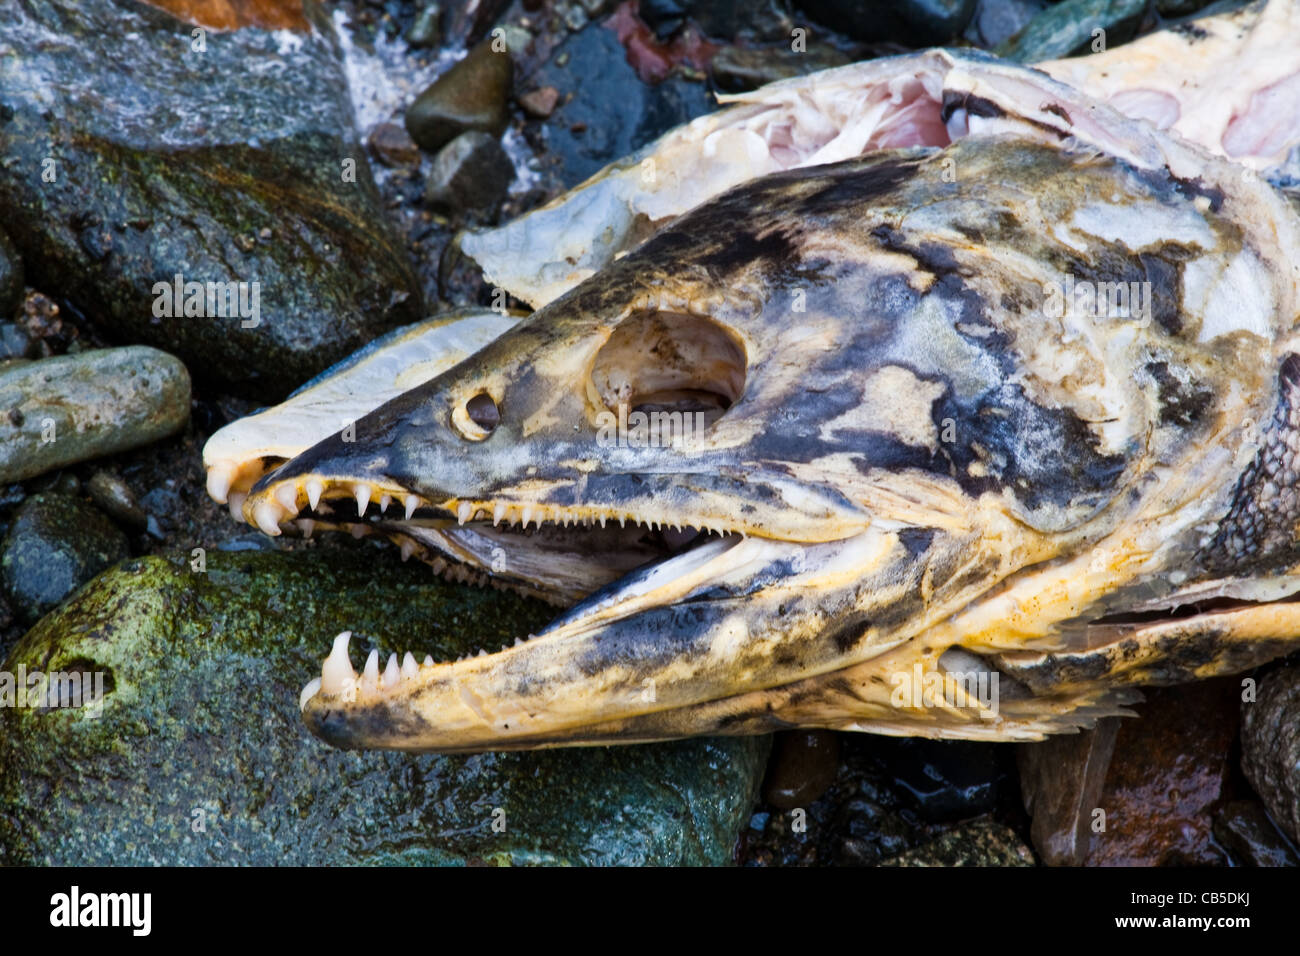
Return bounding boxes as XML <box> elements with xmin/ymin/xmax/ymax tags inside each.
<box><xmin>0</xmin><ymin>347</ymin><xmax>190</xmax><ymax>483</ymax></box>
<box><xmin>405</xmin><ymin>40</ymin><xmax>513</xmax><ymax>153</ymax></box>
<box><xmin>424</xmin><ymin>132</ymin><xmax>516</xmax><ymax>213</ymax></box>
<box><xmin>996</xmin><ymin>0</ymin><xmax>1146</xmax><ymax>62</ymax></box>
<box><xmin>1212</xmin><ymin>800</ymin><xmax>1299</xmax><ymax>867</ymax></box>
<box><xmin>86</xmin><ymin>471</ymin><xmax>147</xmax><ymax>531</ymax></box>
<box><xmin>1</xmin><ymin>493</ymin><xmax>128</xmax><ymax>625</ymax></box>
<box><xmin>763</xmin><ymin>730</ymin><xmax>841</xmax><ymax>810</ymax></box>
<box><xmin>794</xmin><ymin>0</ymin><xmax>977</xmax><ymax>46</ymax></box>
<box><xmin>0</xmin><ymin>0</ymin><xmax>422</xmax><ymax>399</ymax></box>
<box><xmin>531</xmin><ymin>20</ymin><xmax>714</xmax><ymax>189</ymax></box>
<box><xmin>965</xmin><ymin>0</ymin><xmax>1047</xmax><ymax>49</ymax></box>
<box><xmin>0</xmin><ymin>323</ymin><xmax>33</xmax><ymax>360</ymax></box>
<box><xmin>1018</xmin><ymin>718</ymin><xmax>1119</xmax><ymax>866</ymax></box>
<box><xmin>1156</xmin><ymin>0</ymin><xmax>1215</xmax><ymax>15</ymax></box>
<box><xmin>638</xmin><ymin>0</ymin><xmax>748</xmax><ymax>40</ymax></box>
<box><xmin>407</xmin><ymin>1</ymin><xmax>443</xmax><ymax>48</ymax></box>
<box><xmin>367</xmin><ymin>122</ymin><xmax>422</xmax><ymax>168</ymax></box>
<box><xmin>882</xmin><ymin>818</ymin><xmax>1035</xmax><ymax>866</ymax></box>
<box><xmin>0</xmin><ymin>550</ymin><xmax>768</xmax><ymax>865</ymax></box>
<box><xmin>710</xmin><ymin>43</ymin><xmax>852</xmax><ymax>93</ymax></box>
<box><xmin>0</xmin><ymin>229</ymin><xmax>21</xmax><ymax>319</ymax></box>
<box><xmin>444</xmin><ymin>0</ymin><xmax>512</xmax><ymax>48</ymax></box>
<box><xmin>1241</xmin><ymin>657</ymin><xmax>1300</xmax><ymax>846</ymax></box>
<box><xmin>887</xmin><ymin>737</ymin><xmax>1008</xmax><ymax>822</ymax></box>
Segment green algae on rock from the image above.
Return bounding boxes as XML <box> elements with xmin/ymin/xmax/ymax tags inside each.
<box><xmin>1</xmin><ymin>493</ymin><xmax>129</xmax><ymax>625</ymax></box>
<box><xmin>0</xmin><ymin>550</ymin><xmax>768</xmax><ymax>866</ymax></box>
<box><xmin>0</xmin><ymin>0</ymin><xmax>422</xmax><ymax>399</ymax></box>
<box><xmin>0</xmin><ymin>347</ymin><xmax>190</xmax><ymax>483</ymax></box>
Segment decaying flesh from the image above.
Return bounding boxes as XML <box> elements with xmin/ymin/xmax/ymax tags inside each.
<box><xmin>462</xmin><ymin>0</ymin><xmax>1300</xmax><ymax>309</ymax></box>
<box><xmin>204</xmin><ymin>3</ymin><xmax>1300</xmax><ymax>752</ymax></box>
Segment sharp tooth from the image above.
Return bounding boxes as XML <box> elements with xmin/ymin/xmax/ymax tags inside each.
<box><xmin>274</xmin><ymin>483</ymin><xmax>298</xmax><ymax>513</ymax></box>
<box><xmin>599</xmin><ymin>515</ymin><xmax>607</xmax><ymax>528</ymax></box>
<box><xmin>400</xmin><ymin>539</ymin><xmax>416</xmax><ymax>561</ymax></box>
<box><xmin>206</xmin><ymin>461</ymin><xmax>235</xmax><ymax>504</ymax></box>
<box><xmin>379</xmin><ymin>494</ymin><xmax>392</xmax><ymax>513</ymax></box>
<box><xmin>355</xmin><ymin>484</ymin><xmax>371</xmax><ymax>517</ymax></box>
<box><xmin>521</xmin><ymin>506</ymin><xmax>533</xmax><ymax>528</ymax></box>
<box><xmin>401</xmin><ymin>652</ymin><xmax>418</xmax><ymax>679</ymax></box>
<box><xmin>457</xmin><ymin>501</ymin><xmax>473</xmax><ymax>525</ymax></box>
<box><xmin>254</xmin><ymin>500</ymin><xmax>284</xmax><ymax>536</ymax></box>
<box><xmin>382</xmin><ymin>653</ymin><xmax>400</xmax><ymax>689</ymax></box>
<box><xmin>422</xmin><ymin>654</ymin><xmax>434</xmax><ymax>667</ymax></box>
<box><xmin>493</xmin><ymin>503</ymin><xmax>506</xmax><ymax>526</ymax></box>
<box><xmin>298</xmin><ymin>518</ymin><xmax>316</xmax><ymax>539</ymax></box>
<box><xmin>361</xmin><ymin>649</ymin><xmax>379</xmax><ymax>693</ymax></box>
<box><xmin>299</xmin><ymin>677</ymin><xmax>322</xmax><ymax>711</ymax></box>
<box><xmin>228</xmin><ymin>492</ymin><xmax>247</xmax><ymax>524</ymax></box>
<box><xmin>618</xmin><ymin>515</ymin><xmax>626</xmax><ymax>528</ymax></box>
<box><xmin>477</xmin><ymin>648</ymin><xmax>487</xmax><ymax>657</ymax></box>
<box><xmin>306</xmin><ymin>479</ymin><xmax>324</xmax><ymax>511</ymax></box>
<box><xmin>404</xmin><ymin>494</ymin><xmax>418</xmax><ymax>520</ymax></box>
<box><xmin>321</xmin><ymin>631</ymin><xmax>357</xmax><ymax>694</ymax></box>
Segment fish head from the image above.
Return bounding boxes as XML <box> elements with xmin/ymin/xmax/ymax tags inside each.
<box><xmin>249</xmin><ymin>97</ymin><xmax>1300</xmax><ymax>751</ymax></box>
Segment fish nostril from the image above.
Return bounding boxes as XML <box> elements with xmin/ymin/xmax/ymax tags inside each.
<box><xmin>466</xmin><ymin>393</ymin><xmax>500</xmax><ymax>432</ymax></box>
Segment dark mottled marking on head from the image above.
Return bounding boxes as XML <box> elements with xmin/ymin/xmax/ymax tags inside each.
<box><xmin>1041</xmin><ymin>102</ymin><xmax>1071</xmax><ymax>124</ymax></box>
<box><xmin>1144</xmin><ymin>360</ymin><xmax>1214</xmax><ymax>429</ymax></box>
<box><xmin>898</xmin><ymin>527</ymin><xmax>936</xmax><ymax>557</ymax></box>
<box><xmin>1137</xmin><ymin>247</ymin><xmax>1192</xmax><ymax>336</ymax></box>
<box><xmin>1170</xmin><ymin>22</ymin><xmax>1209</xmax><ymax>41</ymax></box>
<box><xmin>1197</xmin><ymin>353</ymin><xmax>1300</xmax><ymax>574</ymax></box>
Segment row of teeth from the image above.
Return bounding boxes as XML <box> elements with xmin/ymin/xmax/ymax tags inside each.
<box><xmin>205</xmin><ymin>457</ymin><xmax>269</xmax><ymax>505</ymax></box>
<box><xmin>238</xmin><ymin>475</ymin><xmax>731</xmax><ymax>540</ymax></box>
<box><xmin>298</xmin><ymin>630</ymin><xmax>532</xmax><ymax>710</ymax></box>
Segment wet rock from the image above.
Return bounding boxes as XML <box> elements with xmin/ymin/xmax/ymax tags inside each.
<box><xmin>517</xmin><ymin>86</ymin><xmax>561</xmax><ymax>119</ymax></box>
<box><xmin>405</xmin><ymin>40</ymin><xmax>513</xmax><ymax>153</ymax></box>
<box><xmin>0</xmin><ymin>323</ymin><xmax>33</xmax><ymax>361</ymax></box>
<box><xmin>424</xmin><ymin>132</ymin><xmax>516</xmax><ymax>213</ymax></box>
<box><xmin>882</xmin><ymin>818</ymin><xmax>1035</xmax><ymax>866</ymax></box>
<box><xmin>0</xmin><ymin>347</ymin><xmax>190</xmax><ymax>483</ymax></box>
<box><xmin>444</xmin><ymin>0</ymin><xmax>513</xmax><ymax>48</ymax></box>
<box><xmin>1241</xmin><ymin>657</ymin><xmax>1300</xmax><ymax>846</ymax></box>
<box><xmin>86</xmin><ymin>471</ymin><xmax>148</xmax><ymax>531</ymax></box>
<box><xmin>1025</xmin><ymin>681</ymin><xmax>1237</xmax><ymax>865</ymax></box>
<box><xmin>965</xmin><ymin>0</ymin><xmax>1047</xmax><ymax>49</ymax></box>
<box><xmin>794</xmin><ymin>0</ymin><xmax>977</xmax><ymax>46</ymax></box>
<box><xmin>996</xmin><ymin>0</ymin><xmax>1147</xmax><ymax>62</ymax></box>
<box><xmin>0</xmin><ymin>550</ymin><xmax>768</xmax><ymax>865</ymax></box>
<box><xmin>1156</xmin><ymin>0</ymin><xmax>1215</xmax><ymax>15</ymax></box>
<box><xmin>0</xmin><ymin>0</ymin><xmax>422</xmax><ymax>399</ymax></box>
<box><xmin>0</xmin><ymin>229</ymin><xmax>21</xmax><ymax>319</ymax></box>
<box><xmin>1212</xmin><ymin>800</ymin><xmax>1299</xmax><ymax>867</ymax></box>
<box><xmin>407</xmin><ymin>2</ymin><xmax>444</xmax><ymax>49</ymax></box>
<box><xmin>1018</xmin><ymin>718</ymin><xmax>1119</xmax><ymax>866</ymax></box>
<box><xmin>531</xmin><ymin>20</ymin><xmax>714</xmax><ymax>189</ymax></box>
<box><xmin>1</xmin><ymin>493</ymin><xmax>128</xmax><ymax>625</ymax></box>
<box><xmin>138</xmin><ymin>0</ymin><xmax>310</xmax><ymax>30</ymax></box>
<box><xmin>887</xmin><ymin>738</ymin><xmax>1008</xmax><ymax>822</ymax></box>
<box><xmin>367</xmin><ymin>123</ymin><xmax>422</xmax><ymax>168</ymax></box>
<box><xmin>763</xmin><ymin>730</ymin><xmax>841</xmax><ymax>811</ymax></box>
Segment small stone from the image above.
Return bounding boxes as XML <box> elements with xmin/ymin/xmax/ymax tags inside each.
<box><xmin>1</xmin><ymin>493</ymin><xmax>128</xmax><ymax>624</ymax></box>
<box><xmin>407</xmin><ymin>2</ymin><xmax>443</xmax><ymax>49</ymax></box>
<box><xmin>86</xmin><ymin>471</ymin><xmax>147</xmax><ymax>531</ymax></box>
<box><xmin>965</xmin><ymin>0</ymin><xmax>1046</xmax><ymax>49</ymax></box>
<box><xmin>424</xmin><ymin>131</ymin><xmax>515</xmax><ymax>214</ymax></box>
<box><xmin>762</xmin><ymin>730</ymin><xmax>841</xmax><ymax>810</ymax></box>
<box><xmin>517</xmin><ymin>86</ymin><xmax>560</xmax><ymax>119</ymax></box>
<box><xmin>1019</xmin><ymin>718</ymin><xmax>1119</xmax><ymax>865</ymax></box>
<box><xmin>882</xmin><ymin>818</ymin><xmax>1036</xmax><ymax>866</ymax></box>
<box><xmin>405</xmin><ymin>40</ymin><xmax>513</xmax><ymax>154</ymax></box>
<box><xmin>367</xmin><ymin>122</ymin><xmax>422</xmax><ymax>167</ymax></box>
<box><xmin>0</xmin><ymin>347</ymin><xmax>191</xmax><ymax>483</ymax></box>
<box><xmin>1212</xmin><ymin>800</ymin><xmax>1299</xmax><ymax>867</ymax></box>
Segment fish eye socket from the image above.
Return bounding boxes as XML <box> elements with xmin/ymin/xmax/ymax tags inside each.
<box><xmin>465</xmin><ymin>393</ymin><xmax>500</xmax><ymax>432</ymax></box>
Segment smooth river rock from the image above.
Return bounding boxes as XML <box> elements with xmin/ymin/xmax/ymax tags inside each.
<box><xmin>0</xmin><ymin>347</ymin><xmax>190</xmax><ymax>483</ymax></box>
<box><xmin>0</xmin><ymin>550</ymin><xmax>768</xmax><ymax>866</ymax></box>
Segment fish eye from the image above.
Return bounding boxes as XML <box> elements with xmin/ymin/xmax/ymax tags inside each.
<box><xmin>465</xmin><ymin>392</ymin><xmax>500</xmax><ymax>433</ymax></box>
